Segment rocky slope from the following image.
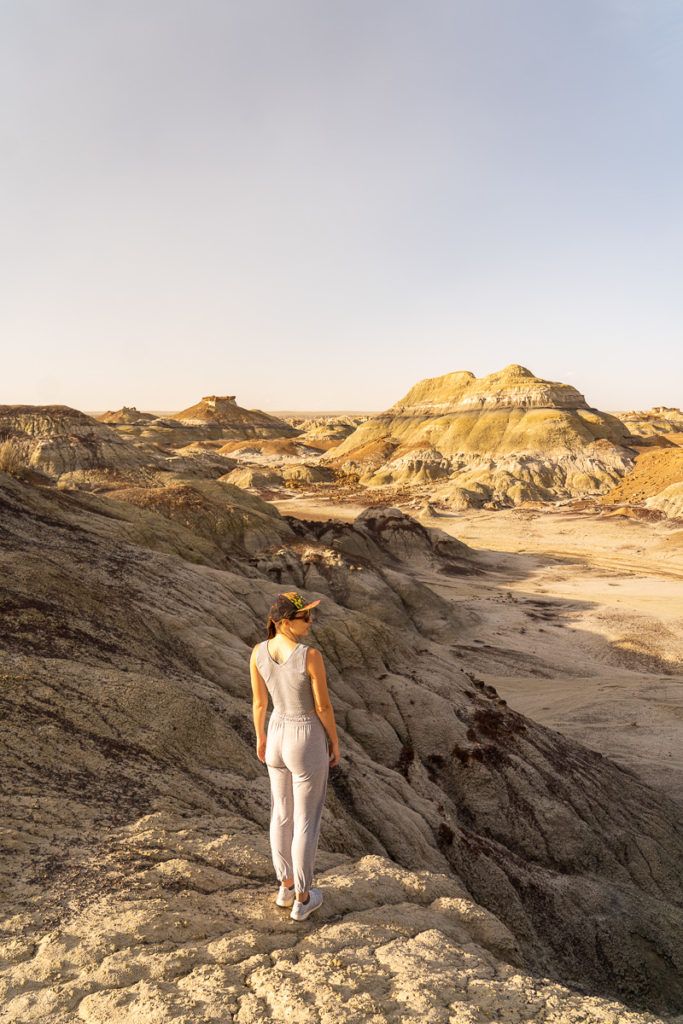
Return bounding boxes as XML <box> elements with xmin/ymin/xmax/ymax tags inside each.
<box><xmin>1</xmin><ymin>471</ymin><xmax>682</xmax><ymax>1021</ymax></box>
<box><xmin>600</xmin><ymin>447</ymin><xmax>683</xmax><ymax>520</ymax></box>
<box><xmin>322</xmin><ymin>366</ymin><xmax>636</xmax><ymax>508</ymax></box>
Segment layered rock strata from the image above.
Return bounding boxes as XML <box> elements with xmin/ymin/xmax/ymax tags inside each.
<box><xmin>323</xmin><ymin>366</ymin><xmax>636</xmax><ymax>507</ymax></box>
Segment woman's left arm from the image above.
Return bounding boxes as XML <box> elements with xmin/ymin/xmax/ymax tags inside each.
<box><xmin>250</xmin><ymin>647</ymin><xmax>269</xmax><ymax>762</ymax></box>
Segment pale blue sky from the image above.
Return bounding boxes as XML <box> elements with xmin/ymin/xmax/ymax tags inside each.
<box><xmin>1</xmin><ymin>0</ymin><xmax>681</xmax><ymax>412</ymax></box>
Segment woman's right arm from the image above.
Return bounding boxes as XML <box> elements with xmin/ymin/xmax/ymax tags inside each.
<box><xmin>308</xmin><ymin>648</ymin><xmax>340</xmax><ymax>767</ymax></box>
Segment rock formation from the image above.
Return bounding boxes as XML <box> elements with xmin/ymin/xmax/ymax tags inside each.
<box><xmin>615</xmin><ymin>406</ymin><xmax>683</xmax><ymax>441</ymax></box>
<box><xmin>170</xmin><ymin>394</ymin><xmax>298</xmax><ymax>439</ymax></box>
<box><xmin>645</xmin><ymin>482</ymin><xmax>683</xmax><ymax>518</ymax></box>
<box><xmin>285</xmin><ymin>414</ymin><xmax>371</xmax><ymax>446</ymax></box>
<box><xmin>1</xmin><ymin>470</ymin><xmax>682</xmax><ymax>1020</ymax></box>
<box><xmin>0</xmin><ymin>404</ymin><xmax>163</xmax><ymax>484</ymax></box>
<box><xmin>221</xmin><ymin>466</ymin><xmax>286</xmax><ymax>491</ymax></box>
<box><xmin>95</xmin><ymin>405</ymin><xmax>157</xmax><ymax>425</ymax></box>
<box><xmin>220</xmin><ymin>464</ymin><xmax>335</xmax><ymax>493</ymax></box>
<box><xmin>322</xmin><ymin>365</ymin><xmax>636</xmax><ymax>507</ymax></box>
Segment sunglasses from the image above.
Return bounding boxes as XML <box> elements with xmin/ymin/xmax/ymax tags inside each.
<box><xmin>292</xmin><ymin>610</ymin><xmax>314</xmax><ymax>622</ymax></box>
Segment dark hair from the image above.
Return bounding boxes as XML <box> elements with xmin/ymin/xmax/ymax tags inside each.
<box><xmin>266</xmin><ymin>609</ymin><xmax>311</xmax><ymax>638</ymax></box>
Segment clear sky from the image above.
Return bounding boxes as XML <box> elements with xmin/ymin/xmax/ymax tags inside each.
<box><xmin>2</xmin><ymin>0</ymin><xmax>681</xmax><ymax>413</ymax></box>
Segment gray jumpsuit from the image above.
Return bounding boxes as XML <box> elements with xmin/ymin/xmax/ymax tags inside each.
<box><xmin>256</xmin><ymin>640</ymin><xmax>330</xmax><ymax>893</ymax></box>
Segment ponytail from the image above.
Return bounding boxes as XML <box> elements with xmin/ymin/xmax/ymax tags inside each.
<box><xmin>266</xmin><ymin>616</ymin><xmax>277</xmax><ymax>639</ymax></box>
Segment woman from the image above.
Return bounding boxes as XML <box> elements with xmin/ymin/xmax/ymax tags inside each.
<box><xmin>250</xmin><ymin>590</ymin><xmax>341</xmax><ymax>921</ymax></box>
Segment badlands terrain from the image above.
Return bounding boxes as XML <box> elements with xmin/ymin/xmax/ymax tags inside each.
<box><xmin>1</xmin><ymin>366</ymin><xmax>682</xmax><ymax>1023</ymax></box>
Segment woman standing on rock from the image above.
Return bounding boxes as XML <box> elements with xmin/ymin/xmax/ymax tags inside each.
<box><xmin>250</xmin><ymin>591</ymin><xmax>340</xmax><ymax>921</ymax></box>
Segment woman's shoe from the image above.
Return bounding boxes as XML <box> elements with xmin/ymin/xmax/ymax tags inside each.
<box><xmin>276</xmin><ymin>883</ymin><xmax>296</xmax><ymax>907</ymax></box>
<box><xmin>290</xmin><ymin>887</ymin><xmax>323</xmax><ymax>921</ymax></box>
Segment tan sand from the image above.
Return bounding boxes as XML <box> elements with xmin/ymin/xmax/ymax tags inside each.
<box><xmin>422</xmin><ymin>509</ymin><xmax>683</xmax><ymax>802</ymax></box>
<box><xmin>271</xmin><ymin>495</ymin><xmax>371</xmax><ymax>522</ymax></box>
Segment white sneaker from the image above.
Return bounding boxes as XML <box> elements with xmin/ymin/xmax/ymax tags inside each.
<box><xmin>275</xmin><ymin>883</ymin><xmax>296</xmax><ymax>907</ymax></box>
<box><xmin>290</xmin><ymin>887</ymin><xmax>323</xmax><ymax>921</ymax></box>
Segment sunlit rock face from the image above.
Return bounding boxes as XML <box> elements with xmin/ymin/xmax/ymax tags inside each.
<box><xmin>322</xmin><ymin>365</ymin><xmax>635</xmax><ymax>507</ymax></box>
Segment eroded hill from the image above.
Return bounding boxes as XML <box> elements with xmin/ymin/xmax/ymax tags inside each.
<box><xmin>322</xmin><ymin>365</ymin><xmax>636</xmax><ymax>509</ymax></box>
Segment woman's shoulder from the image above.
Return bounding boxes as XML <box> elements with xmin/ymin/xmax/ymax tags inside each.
<box><xmin>301</xmin><ymin>644</ymin><xmax>322</xmax><ymax>665</ymax></box>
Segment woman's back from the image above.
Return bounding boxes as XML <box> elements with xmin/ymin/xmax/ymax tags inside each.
<box><xmin>255</xmin><ymin>640</ymin><xmax>316</xmax><ymax>716</ymax></box>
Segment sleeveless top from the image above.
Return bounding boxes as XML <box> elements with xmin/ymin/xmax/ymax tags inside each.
<box><xmin>255</xmin><ymin>640</ymin><xmax>316</xmax><ymax>716</ymax></box>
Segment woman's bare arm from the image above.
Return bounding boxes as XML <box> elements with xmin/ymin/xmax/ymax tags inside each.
<box><xmin>250</xmin><ymin>646</ymin><xmax>269</xmax><ymax>744</ymax></box>
<box><xmin>307</xmin><ymin>648</ymin><xmax>339</xmax><ymax>750</ymax></box>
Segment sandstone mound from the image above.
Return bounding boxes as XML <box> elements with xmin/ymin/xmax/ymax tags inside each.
<box><xmin>282</xmin><ymin>463</ymin><xmax>334</xmax><ymax>484</ymax></box>
<box><xmin>221</xmin><ymin>466</ymin><xmax>286</xmax><ymax>491</ymax></box>
<box><xmin>0</xmin><ymin>404</ymin><xmax>162</xmax><ymax>483</ymax></box>
<box><xmin>322</xmin><ymin>366</ymin><xmax>635</xmax><ymax>507</ymax></box>
<box><xmin>171</xmin><ymin>395</ymin><xmax>298</xmax><ymax>439</ymax></box>
<box><xmin>599</xmin><ymin>447</ymin><xmax>683</xmax><ymax>517</ymax></box>
<box><xmin>2</xmin><ymin>471</ymin><xmax>682</xmax><ymax>1018</ymax></box>
<box><xmin>302</xmin><ymin>505</ymin><xmax>478</xmax><ymax>573</ymax></box>
<box><xmin>221</xmin><ymin>463</ymin><xmax>333</xmax><ymax>496</ymax></box>
<box><xmin>96</xmin><ymin>405</ymin><xmax>157</xmax><ymax>425</ymax></box>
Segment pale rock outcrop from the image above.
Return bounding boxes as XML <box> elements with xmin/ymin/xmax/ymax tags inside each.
<box><xmin>645</xmin><ymin>482</ymin><xmax>683</xmax><ymax>518</ymax></box>
<box><xmin>323</xmin><ymin>366</ymin><xmax>635</xmax><ymax>507</ymax></box>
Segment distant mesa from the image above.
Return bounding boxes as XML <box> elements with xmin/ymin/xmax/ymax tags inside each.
<box><xmin>387</xmin><ymin>363</ymin><xmax>598</xmax><ymax>418</ymax></box>
<box><xmin>322</xmin><ymin>365</ymin><xmax>635</xmax><ymax>508</ymax></box>
<box><xmin>96</xmin><ymin>406</ymin><xmax>156</xmax><ymax>425</ymax></box>
<box><xmin>169</xmin><ymin>394</ymin><xmax>298</xmax><ymax>439</ymax></box>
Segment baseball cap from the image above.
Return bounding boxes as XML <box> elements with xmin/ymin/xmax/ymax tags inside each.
<box><xmin>268</xmin><ymin>591</ymin><xmax>321</xmax><ymax>622</ymax></box>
